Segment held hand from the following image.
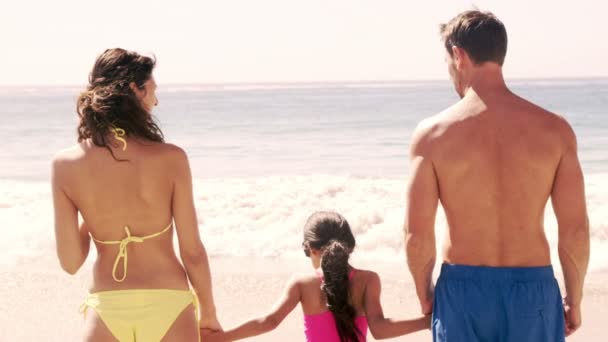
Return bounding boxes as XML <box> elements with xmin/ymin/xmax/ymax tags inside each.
<box><xmin>200</xmin><ymin>329</ymin><xmax>227</xmax><ymax>342</ymax></box>
<box><xmin>420</xmin><ymin>297</ymin><xmax>433</xmax><ymax>316</ymax></box>
<box><xmin>422</xmin><ymin>313</ymin><xmax>433</xmax><ymax>331</ymax></box>
<box><xmin>563</xmin><ymin>300</ymin><xmax>582</xmax><ymax>336</ymax></box>
<box><xmin>199</xmin><ymin>316</ymin><xmax>223</xmax><ymax>333</ymax></box>
<box><xmin>419</xmin><ymin>286</ymin><xmax>434</xmax><ymax>315</ymax></box>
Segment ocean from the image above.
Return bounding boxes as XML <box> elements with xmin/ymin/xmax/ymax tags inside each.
<box><xmin>1</xmin><ymin>79</ymin><xmax>606</xmax><ymax>271</ymax></box>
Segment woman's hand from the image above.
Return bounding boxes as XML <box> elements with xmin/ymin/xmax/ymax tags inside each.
<box><xmin>199</xmin><ymin>316</ymin><xmax>222</xmax><ymax>333</ymax></box>
<box><xmin>200</xmin><ymin>329</ymin><xmax>227</xmax><ymax>342</ymax></box>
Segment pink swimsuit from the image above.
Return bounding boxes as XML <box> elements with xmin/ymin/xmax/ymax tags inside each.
<box><xmin>303</xmin><ymin>270</ymin><xmax>368</xmax><ymax>341</ymax></box>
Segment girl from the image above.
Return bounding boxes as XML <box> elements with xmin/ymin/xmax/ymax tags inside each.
<box><xmin>205</xmin><ymin>211</ymin><xmax>430</xmax><ymax>341</ymax></box>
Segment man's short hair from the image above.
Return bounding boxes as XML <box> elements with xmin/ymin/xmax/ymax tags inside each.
<box><xmin>440</xmin><ymin>10</ymin><xmax>508</xmax><ymax>66</ymax></box>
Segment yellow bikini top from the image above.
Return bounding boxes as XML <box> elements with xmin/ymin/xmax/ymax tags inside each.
<box><xmin>90</xmin><ymin>223</ymin><xmax>173</xmax><ymax>282</ymax></box>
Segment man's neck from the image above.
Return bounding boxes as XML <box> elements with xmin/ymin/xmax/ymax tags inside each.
<box><xmin>462</xmin><ymin>64</ymin><xmax>509</xmax><ymax>99</ymax></box>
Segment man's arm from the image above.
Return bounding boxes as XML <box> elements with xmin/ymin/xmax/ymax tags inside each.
<box><xmin>551</xmin><ymin>118</ymin><xmax>590</xmax><ymax>336</ymax></box>
<box><xmin>404</xmin><ymin>122</ymin><xmax>439</xmax><ymax>314</ymax></box>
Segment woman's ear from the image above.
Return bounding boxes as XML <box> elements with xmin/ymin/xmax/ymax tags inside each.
<box><xmin>129</xmin><ymin>81</ymin><xmax>147</xmax><ymax>100</ymax></box>
<box><xmin>129</xmin><ymin>81</ymin><xmax>139</xmax><ymax>93</ymax></box>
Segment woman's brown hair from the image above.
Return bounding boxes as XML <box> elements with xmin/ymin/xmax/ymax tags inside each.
<box><xmin>76</xmin><ymin>48</ymin><xmax>163</xmax><ymax>159</ymax></box>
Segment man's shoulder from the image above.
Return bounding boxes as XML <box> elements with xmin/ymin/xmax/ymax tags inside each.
<box><xmin>410</xmin><ymin>106</ymin><xmax>458</xmax><ymax>155</ymax></box>
<box><xmin>417</xmin><ymin>98</ymin><xmax>472</xmax><ymax>133</ymax></box>
<box><xmin>512</xmin><ymin>95</ymin><xmax>576</xmax><ymax>143</ymax></box>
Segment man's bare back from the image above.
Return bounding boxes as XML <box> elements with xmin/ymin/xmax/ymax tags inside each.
<box><xmin>405</xmin><ymin>10</ymin><xmax>589</xmax><ymax>339</ymax></box>
<box><xmin>423</xmin><ymin>89</ymin><xmax>570</xmax><ymax>267</ymax></box>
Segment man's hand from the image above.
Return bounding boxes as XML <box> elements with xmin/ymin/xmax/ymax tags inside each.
<box><xmin>419</xmin><ymin>285</ymin><xmax>434</xmax><ymax>315</ymax></box>
<box><xmin>563</xmin><ymin>300</ymin><xmax>582</xmax><ymax>336</ymax></box>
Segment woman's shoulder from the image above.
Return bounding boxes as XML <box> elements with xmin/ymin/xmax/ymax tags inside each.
<box><xmin>52</xmin><ymin>143</ymin><xmax>88</xmax><ymax>169</ymax></box>
<box><xmin>154</xmin><ymin>142</ymin><xmax>188</xmax><ymax>159</ymax></box>
<box><xmin>51</xmin><ymin>143</ymin><xmax>93</xmax><ymax>185</ymax></box>
<box><xmin>131</xmin><ymin>141</ymin><xmax>188</xmax><ymax>166</ymax></box>
<box><xmin>153</xmin><ymin>143</ymin><xmax>193</xmax><ymax>176</ymax></box>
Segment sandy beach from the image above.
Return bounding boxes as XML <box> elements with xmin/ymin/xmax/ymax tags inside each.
<box><xmin>2</xmin><ymin>256</ymin><xmax>606</xmax><ymax>341</ymax></box>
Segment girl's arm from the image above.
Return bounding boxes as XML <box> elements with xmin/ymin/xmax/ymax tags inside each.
<box><xmin>52</xmin><ymin>155</ymin><xmax>91</xmax><ymax>274</ymax></box>
<box><xmin>365</xmin><ymin>272</ymin><xmax>431</xmax><ymax>339</ymax></box>
<box><xmin>207</xmin><ymin>276</ymin><xmax>301</xmax><ymax>342</ymax></box>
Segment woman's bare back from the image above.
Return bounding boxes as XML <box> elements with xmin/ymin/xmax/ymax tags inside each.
<box><xmin>55</xmin><ymin>138</ymin><xmax>190</xmax><ymax>291</ymax></box>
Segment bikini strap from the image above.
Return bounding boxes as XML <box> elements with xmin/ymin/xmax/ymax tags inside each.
<box><xmin>90</xmin><ymin>222</ymin><xmax>173</xmax><ymax>282</ymax></box>
<box><xmin>111</xmin><ymin>127</ymin><xmax>127</xmax><ymax>151</ymax></box>
<box><xmin>90</xmin><ymin>221</ymin><xmax>173</xmax><ymax>244</ymax></box>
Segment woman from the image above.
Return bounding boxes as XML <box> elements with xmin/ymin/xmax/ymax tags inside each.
<box><xmin>52</xmin><ymin>48</ymin><xmax>220</xmax><ymax>341</ymax></box>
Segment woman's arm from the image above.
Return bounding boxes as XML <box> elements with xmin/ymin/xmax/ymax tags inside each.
<box><xmin>206</xmin><ymin>276</ymin><xmax>301</xmax><ymax>342</ymax></box>
<box><xmin>170</xmin><ymin>146</ymin><xmax>220</xmax><ymax>331</ymax></box>
<box><xmin>52</xmin><ymin>156</ymin><xmax>90</xmax><ymax>274</ymax></box>
<box><xmin>364</xmin><ymin>272</ymin><xmax>431</xmax><ymax>339</ymax></box>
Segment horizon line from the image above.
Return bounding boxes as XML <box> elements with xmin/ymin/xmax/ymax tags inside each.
<box><xmin>0</xmin><ymin>76</ymin><xmax>607</xmax><ymax>88</ymax></box>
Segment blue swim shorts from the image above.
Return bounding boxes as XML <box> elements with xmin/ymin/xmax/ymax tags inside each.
<box><xmin>432</xmin><ymin>263</ymin><xmax>565</xmax><ymax>342</ymax></box>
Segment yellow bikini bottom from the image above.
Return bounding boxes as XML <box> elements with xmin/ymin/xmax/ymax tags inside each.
<box><xmin>80</xmin><ymin>289</ymin><xmax>200</xmax><ymax>341</ymax></box>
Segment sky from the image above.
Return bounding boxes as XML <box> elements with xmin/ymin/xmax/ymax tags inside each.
<box><xmin>0</xmin><ymin>0</ymin><xmax>606</xmax><ymax>85</ymax></box>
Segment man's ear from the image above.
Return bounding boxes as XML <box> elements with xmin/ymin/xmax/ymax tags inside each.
<box><xmin>451</xmin><ymin>46</ymin><xmax>467</xmax><ymax>70</ymax></box>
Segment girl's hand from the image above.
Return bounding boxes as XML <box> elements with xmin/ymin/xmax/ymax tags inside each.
<box><xmin>424</xmin><ymin>313</ymin><xmax>433</xmax><ymax>330</ymax></box>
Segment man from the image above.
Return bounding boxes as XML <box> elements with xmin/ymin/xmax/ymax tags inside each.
<box><xmin>404</xmin><ymin>10</ymin><xmax>589</xmax><ymax>341</ymax></box>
